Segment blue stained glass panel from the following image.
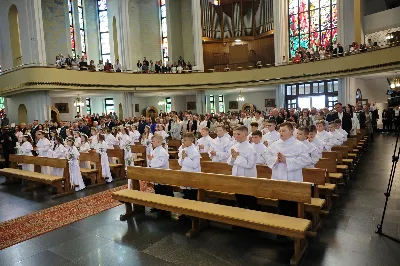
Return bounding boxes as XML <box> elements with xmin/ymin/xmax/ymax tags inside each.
<box><xmin>290</xmin><ymin>36</ymin><xmax>300</xmax><ymax>57</ymax></box>
<box><xmin>98</xmin><ymin>0</ymin><xmax>107</xmax><ymax>11</ymax></box>
<box><xmin>300</xmin><ymin>34</ymin><xmax>309</xmax><ymax>49</ymax></box>
<box><xmin>99</xmin><ymin>11</ymin><xmax>108</xmax><ymax>32</ymax></box>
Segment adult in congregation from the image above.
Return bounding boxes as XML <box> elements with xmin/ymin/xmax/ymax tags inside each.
<box><xmin>331</xmin><ymin>102</ymin><xmax>352</xmax><ymax>135</ymax></box>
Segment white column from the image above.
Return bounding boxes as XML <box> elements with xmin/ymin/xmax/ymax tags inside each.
<box><xmin>25</xmin><ymin>0</ymin><xmax>47</xmax><ymax>65</ymax></box>
<box><xmin>337</xmin><ymin>0</ymin><xmax>354</xmax><ymax>50</ymax></box>
<box><xmin>191</xmin><ymin>0</ymin><xmax>204</xmax><ymax>72</ymax></box>
<box><xmin>31</xmin><ymin>91</ymin><xmax>51</xmax><ymax>123</ymax></box>
<box><xmin>122</xmin><ymin>92</ymin><xmax>134</xmax><ymax>118</ymax></box>
<box><xmin>275</xmin><ymin>85</ymin><xmax>285</xmax><ymax>109</ymax></box>
<box><xmin>117</xmin><ymin>0</ymin><xmax>133</xmax><ymax>70</ymax></box>
<box><xmin>339</xmin><ymin>77</ymin><xmax>357</xmax><ymax>105</ymax></box>
<box><xmin>273</xmin><ymin>0</ymin><xmax>288</xmax><ymax>64</ymax></box>
<box><xmin>196</xmin><ymin>90</ymin><xmax>206</xmax><ymax>115</ymax></box>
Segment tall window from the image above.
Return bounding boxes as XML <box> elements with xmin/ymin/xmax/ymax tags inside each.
<box><xmin>285</xmin><ymin>79</ymin><xmax>338</xmax><ymax>109</ymax></box>
<box><xmin>105</xmin><ymin>98</ymin><xmax>114</xmax><ymax>114</ymax></box>
<box><xmin>98</xmin><ymin>0</ymin><xmax>110</xmax><ymax>63</ymax></box>
<box><xmin>160</xmin><ymin>0</ymin><xmax>169</xmax><ymax>64</ymax></box>
<box><xmin>218</xmin><ymin>95</ymin><xmax>225</xmax><ymax>113</ymax></box>
<box><xmin>78</xmin><ymin>0</ymin><xmax>86</xmax><ymax>57</ymax></box>
<box><xmin>86</xmin><ymin>98</ymin><xmax>91</xmax><ymax>115</ymax></box>
<box><xmin>209</xmin><ymin>95</ymin><xmax>215</xmax><ymax>113</ymax></box>
<box><xmin>68</xmin><ymin>0</ymin><xmax>76</xmax><ymax>57</ymax></box>
<box><xmin>289</xmin><ymin>0</ymin><xmax>338</xmax><ymax>58</ymax></box>
<box><xmin>165</xmin><ymin>97</ymin><xmax>172</xmax><ymax>113</ymax></box>
<box><xmin>0</xmin><ymin>97</ymin><xmax>5</xmax><ymax>110</ymax></box>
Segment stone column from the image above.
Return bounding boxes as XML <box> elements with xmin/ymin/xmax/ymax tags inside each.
<box><xmin>191</xmin><ymin>0</ymin><xmax>204</xmax><ymax>71</ymax></box>
<box><xmin>196</xmin><ymin>90</ymin><xmax>206</xmax><ymax>115</ymax></box>
<box><xmin>338</xmin><ymin>0</ymin><xmax>355</xmax><ymax>49</ymax></box>
<box><xmin>25</xmin><ymin>0</ymin><xmax>47</xmax><ymax>65</ymax></box>
<box><xmin>123</xmin><ymin>92</ymin><xmax>135</xmax><ymax>118</ymax></box>
<box><xmin>273</xmin><ymin>0</ymin><xmax>288</xmax><ymax>64</ymax></box>
<box><xmin>275</xmin><ymin>85</ymin><xmax>285</xmax><ymax>109</ymax></box>
<box><xmin>32</xmin><ymin>91</ymin><xmax>51</xmax><ymax>123</ymax></box>
<box><xmin>116</xmin><ymin>0</ymin><xmax>133</xmax><ymax>70</ymax></box>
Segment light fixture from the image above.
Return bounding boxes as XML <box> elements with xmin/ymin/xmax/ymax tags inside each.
<box><xmin>74</xmin><ymin>96</ymin><xmax>84</xmax><ymax>107</ymax></box>
<box><xmin>235</xmin><ymin>39</ymin><xmax>241</xmax><ymax>43</ymax></box>
<box><xmin>389</xmin><ymin>77</ymin><xmax>400</xmax><ymax>89</ymax></box>
<box><xmin>158</xmin><ymin>99</ymin><xmax>166</xmax><ymax>106</ymax></box>
<box><xmin>236</xmin><ymin>91</ymin><xmax>245</xmax><ymax>102</ymax></box>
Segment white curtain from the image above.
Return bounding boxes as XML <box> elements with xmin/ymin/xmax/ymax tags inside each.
<box><xmin>273</xmin><ymin>0</ymin><xmax>288</xmax><ymax>65</ymax></box>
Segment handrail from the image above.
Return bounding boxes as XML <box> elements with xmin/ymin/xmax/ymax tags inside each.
<box><xmin>1</xmin><ymin>41</ymin><xmax>399</xmax><ymax>76</ymax></box>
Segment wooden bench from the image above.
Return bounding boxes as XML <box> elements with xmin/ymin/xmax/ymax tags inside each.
<box><xmin>315</xmin><ymin>158</ymin><xmax>340</xmax><ymax>211</ymax></box>
<box><xmin>131</xmin><ymin>145</ymin><xmax>147</xmax><ymax>166</ymax></box>
<box><xmin>79</xmin><ymin>151</ymin><xmax>104</xmax><ymax>186</ymax></box>
<box><xmin>0</xmin><ymin>154</ymin><xmax>72</xmax><ymax>198</ymax></box>
<box><xmin>167</xmin><ymin>139</ymin><xmax>181</xmax><ymax>159</ymax></box>
<box><xmin>322</xmin><ymin>151</ymin><xmax>349</xmax><ymax>178</ymax></box>
<box><xmin>107</xmin><ymin>149</ymin><xmax>125</xmax><ymax>179</ymax></box>
<box><xmin>200</xmin><ymin>153</ymin><xmax>211</xmax><ymax>162</ymax></box>
<box><xmin>169</xmin><ymin>160</ymin><xmax>325</xmax><ymax>234</ymax></box>
<box><xmin>113</xmin><ymin>166</ymin><xmax>312</xmax><ymax>265</ymax></box>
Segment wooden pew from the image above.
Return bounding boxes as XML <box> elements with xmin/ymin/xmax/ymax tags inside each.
<box><xmin>315</xmin><ymin>158</ymin><xmax>340</xmax><ymax>211</ymax></box>
<box><xmin>170</xmin><ymin>160</ymin><xmax>325</xmax><ymax>234</ymax></box>
<box><xmin>131</xmin><ymin>145</ymin><xmax>147</xmax><ymax>166</ymax></box>
<box><xmin>167</xmin><ymin>139</ymin><xmax>181</xmax><ymax>159</ymax></box>
<box><xmin>107</xmin><ymin>149</ymin><xmax>125</xmax><ymax>179</ymax></box>
<box><xmin>322</xmin><ymin>151</ymin><xmax>349</xmax><ymax>178</ymax></box>
<box><xmin>113</xmin><ymin>166</ymin><xmax>312</xmax><ymax>266</ymax></box>
<box><xmin>79</xmin><ymin>151</ymin><xmax>104</xmax><ymax>186</ymax></box>
<box><xmin>0</xmin><ymin>155</ymin><xmax>72</xmax><ymax>198</ymax></box>
<box><xmin>200</xmin><ymin>153</ymin><xmax>211</xmax><ymax>162</ymax></box>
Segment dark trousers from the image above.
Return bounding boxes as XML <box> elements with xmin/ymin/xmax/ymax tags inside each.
<box><xmin>235</xmin><ymin>194</ymin><xmax>259</xmax><ymax>211</ymax></box>
<box><xmin>383</xmin><ymin>122</ymin><xmax>390</xmax><ymax>132</ymax></box>
<box><xmin>154</xmin><ymin>184</ymin><xmax>174</xmax><ymax>197</ymax></box>
<box><xmin>183</xmin><ymin>189</ymin><xmax>198</xmax><ymax>201</ymax></box>
<box><xmin>278</xmin><ymin>200</ymin><xmax>298</xmax><ymax>217</ymax></box>
<box><xmin>3</xmin><ymin>151</ymin><xmax>10</xmax><ymax>168</ymax></box>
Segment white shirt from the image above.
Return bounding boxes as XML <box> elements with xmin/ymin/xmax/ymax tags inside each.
<box><xmin>316</xmin><ymin>130</ymin><xmax>337</xmax><ymax>151</ymax></box>
<box><xmin>37</xmin><ymin>138</ymin><xmax>50</xmax><ymax>157</ymax></box>
<box><xmin>228</xmin><ymin>141</ymin><xmax>257</xmax><ymax>178</ymax></box>
<box><xmin>149</xmin><ymin>146</ymin><xmax>169</xmax><ymax>169</ymax></box>
<box><xmin>265</xmin><ymin>138</ymin><xmax>311</xmax><ymax>182</ymax></box>
<box><xmin>129</xmin><ymin>130</ymin><xmax>141</xmax><ymax>143</ymax></box>
<box><xmin>114</xmin><ymin>63</ymin><xmax>122</xmax><ymax>71</ymax></box>
<box><xmin>262</xmin><ymin>130</ymin><xmax>279</xmax><ymax>146</ymax></box>
<box><xmin>178</xmin><ymin>144</ymin><xmax>201</xmax><ymax>173</ymax></box>
<box><xmin>301</xmin><ymin>140</ymin><xmax>320</xmax><ymax>168</ymax></box>
<box><xmin>338</xmin><ymin>112</ymin><xmax>343</xmax><ymax>120</ymax></box>
<box><xmin>209</xmin><ymin>136</ymin><xmax>232</xmax><ymax>162</ymax></box>
<box><xmin>105</xmin><ymin>134</ymin><xmax>118</xmax><ymax>149</ymax></box>
<box><xmin>197</xmin><ymin>135</ymin><xmax>213</xmax><ymax>153</ymax></box>
<box><xmin>252</xmin><ymin>142</ymin><xmax>268</xmax><ymax>165</ymax></box>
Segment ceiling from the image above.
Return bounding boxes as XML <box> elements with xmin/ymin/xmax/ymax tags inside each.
<box><xmin>352</xmin><ymin>69</ymin><xmax>400</xmax><ymax>80</ymax></box>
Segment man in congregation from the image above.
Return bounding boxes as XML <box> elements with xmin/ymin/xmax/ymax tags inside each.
<box><xmin>331</xmin><ymin>102</ymin><xmax>352</xmax><ymax>135</ymax></box>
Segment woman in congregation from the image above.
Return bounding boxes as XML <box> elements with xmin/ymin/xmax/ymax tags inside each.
<box><xmin>34</xmin><ymin>130</ymin><xmax>51</xmax><ymax>174</ymax></box>
<box><xmin>169</xmin><ymin>115</ymin><xmax>182</xmax><ymax>140</ymax></box>
<box><xmin>79</xmin><ymin>134</ymin><xmax>91</xmax><ymax>169</ymax></box>
<box><xmin>14</xmin><ymin>125</ymin><xmax>23</xmax><ymax>144</ymax></box>
<box><xmin>346</xmin><ymin>105</ymin><xmax>360</xmax><ymax>136</ymax></box>
<box><xmin>65</xmin><ymin>137</ymin><xmax>86</xmax><ymax>191</ymax></box>
<box><xmin>141</xmin><ymin>125</ymin><xmax>153</xmax><ymax>165</ymax></box>
<box><xmin>19</xmin><ymin>135</ymin><xmax>34</xmax><ymax>172</ymax></box>
<box><xmin>49</xmin><ymin>130</ymin><xmax>57</xmax><ymax>150</ymax></box>
<box><xmin>95</xmin><ymin>134</ymin><xmax>112</xmax><ymax>183</ymax></box>
<box><xmin>50</xmin><ymin>136</ymin><xmax>67</xmax><ymax>177</ymax></box>
<box><xmin>298</xmin><ymin>109</ymin><xmax>311</xmax><ymax>128</ymax></box>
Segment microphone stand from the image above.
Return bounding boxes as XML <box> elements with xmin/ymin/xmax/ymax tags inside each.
<box><xmin>375</xmin><ymin>125</ymin><xmax>400</xmax><ymax>243</ymax></box>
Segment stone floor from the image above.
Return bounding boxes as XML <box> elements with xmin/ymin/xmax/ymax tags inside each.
<box><xmin>0</xmin><ymin>134</ymin><xmax>399</xmax><ymax>266</ymax></box>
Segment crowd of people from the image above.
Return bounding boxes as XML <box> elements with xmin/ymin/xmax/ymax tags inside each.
<box><xmin>55</xmin><ymin>54</ymin><xmax>197</xmax><ymax>73</ymax></box>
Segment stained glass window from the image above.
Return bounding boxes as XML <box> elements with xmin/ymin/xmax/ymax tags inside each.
<box><xmin>98</xmin><ymin>0</ymin><xmax>110</xmax><ymax>63</ymax></box>
<box><xmin>78</xmin><ymin>1</ymin><xmax>86</xmax><ymax>57</ymax></box>
<box><xmin>68</xmin><ymin>0</ymin><xmax>76</xmax><ymax>57</ymax></box>
<box><xmin>160</xmin><ymin>1</ymin><xmax>168</xmax><ymax>64</ymax></box>
<box><xmin>288</xmin><ymin>0</ymin><xmax>337</xmax><ymax>58</ymax></box>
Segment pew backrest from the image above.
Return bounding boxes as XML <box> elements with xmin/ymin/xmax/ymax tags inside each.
<box><xmin>200</xmin><ymin>153</ymin><xmax>211</xmax><ymax>162</ymax></box>
<box><xmin>131</xmin><ymin>145</ymin><xmax>146</xmax><ymax>154</ymax></box>
<box><xmin>315</xmin><ymin>158</ymin><xmax>337</xmax><ymax>173</ymax></box>
<box><xmin>128</xmin><ymin>166</ymin><xmax>312</xmax><ymax>204</ymax></box>
<box><xmin>10</xmin><ymin>154</ymin><xmax>68</xmax><ymax>168</ymax></box>
<box><xmin>79</xmin><ymin>152</ymin><xmax>101</xmax><ymax>163</ymax></box>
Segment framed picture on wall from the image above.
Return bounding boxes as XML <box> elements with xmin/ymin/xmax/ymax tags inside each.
<box><xmin>229</xmin><ymin>101</ymin><xmax>238</xmax><ymax>109</ymax></box>
<box><xmin>187</xmin><ymin>102</ymin><xmax>196</xmax><ymax>110</ymax></box>
<box><xmin>135</xmin><ymin>104</ymin><xmax>139</xmax><ymax>112</ymax></box>
<box><xmin>265</xmin><ymin>99</ymin><xmax>276</xmax><ymax>108</ymax></box>
<box><xmin>54</xmin><ymin>103</ymin><xmax>69</xmax><ymax>113</ymax></box>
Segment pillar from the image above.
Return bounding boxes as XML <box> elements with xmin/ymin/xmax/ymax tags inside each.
<box><xmin>25</xmin><ymin>0</ymin><xmax>47</xmax><ymax>65</ymax></box>
<box><xmin>191</xmin><ymin>0</ymin><xmax>204</xmax><ymax>71</ymax></box>
<box><xmin>273</xmin><ymin>0</ymin><xmax>288</xmax><ymax>64</ymax></box>
<box><xmin>32</xmin><ymin>91</ymin><xmax>51</xmax><ymax>123</ymax></box>
<box><xmin>196</xmin><ymin>90</ymin><xmax>206</xmax><ymax>115</ymax></box>
<box><xmin>275</xmin><ymin>85</ymin><xmax>285</xmax><ymax>109</ymax></box>
<box><xmin>354</xmin><ymin>0</ymin><xmax>362</xmax><ymax>45</ymax></box>
<box><xmin>122</xmin><ymin>92</ymin><xmax>134</xmax><ymax>118</ymax></box>
<box><xmin>116</xmin><ymin>0</ymin><xmax>133</xmax><ymax>70</ymax></box>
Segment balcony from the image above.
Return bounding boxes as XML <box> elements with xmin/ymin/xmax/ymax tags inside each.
<box><xmin>1</xmin><ymin>45</ymin><xmax>400</xmax><ymax>97</ymax></box>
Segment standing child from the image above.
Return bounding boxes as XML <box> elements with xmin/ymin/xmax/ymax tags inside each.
<box><xmin>89</xmin><ymin>128</ymin><xmax>98</xmax><ymax>149</ymax></box>
<box><xmin>141</xmin><ymin>125</ymin><xmax>153</xmax><ymax>165</ymax></box>
<box><xmin>51</xmin><ymin>136</ymin><xmax>67</xmax><ymax>177</ymax></box>
<box><xmin>209</xmin><ymin>125</ymin><xmax>232</xmax><ymax>162</ymax></box>
<box><xmin>315</xmin><ymin>120</ymin><xmax>337</xmax><ymax>151</ymax></box>
<box><xmin>247</xmin><ymin>122</ymin><xmax>259</xmax><ymax>141</ymax></box>
<box><xmin>296</xmin><ymin>127</ymin><xmax>320</xmax><ymax>168</ymax></box>
<box><xmin>196</xmin><ymin>127</ymin><xmax>213</xmax><ymax>153</ymax></box>
<box><xmin>228</xmin><ymin>125</ymin><xmax>258</xmax><ymax>210</ymax></box>
<box><xmin>262</xmin><ymin>120</ymin><xmax>280</xmax><ymax>147</ymax></box>
<box><xmin>79</xmin><ymin>134</ymin><xmax>91</xmax><ymax>169</ymax></box>
<box><xmin>251</xmin><ymin>130</ymin><xmax>268</xmax><ymax>165</ymax></box>
<box><xmin>119</xmin><ymin>128</ymin><xmax>134</xmax><ymax>171</ymax></box>
<box><xmin>95</xmin><ymin>134</ymin><xmax>113</xmax><ymax>183</ymax></box>
<box><xmin>178</xmin><ymin>132</ymin><xmax>201</xmax><ymax>201</ymax></box>
<box><xmin>327</xmin><ymin>122</ymin><xmax>343</xmax><ymax>146</ymax></box>
<box><xmin>308</xmin><ymin>125</ymin><xmax>326</xmax><ymax>157</ymax></box>
<box><xmin>19</xmin><ymin>135</ymin><xmax>34</xmax><ymax>172</ymax></box>
<box><xmin>34</xmin><ymin>130</ymin><xmax>51</xmax><ymax>174</ymax></box>
<box><xmin>66</xmin><ymin>137</ymin><xmax>86</xmax><ymax>191</ymax></box>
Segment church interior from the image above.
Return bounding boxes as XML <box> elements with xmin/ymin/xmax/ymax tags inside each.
<box><xmin>0</xmin><ymin>0</ymin><xmax>400</xmax><ymax>265</ymax></box>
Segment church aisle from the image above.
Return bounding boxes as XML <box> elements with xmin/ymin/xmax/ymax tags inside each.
<box><xmin>0</xmin><ymin>134</ymin><xmax>399</xmax><ymax>266</ymax></box>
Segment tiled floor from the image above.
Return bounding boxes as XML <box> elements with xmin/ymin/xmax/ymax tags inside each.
<box><xmin>0</xmin><ymin>134</ymin><xmax>399</xmax><ymax>266</ymax></box>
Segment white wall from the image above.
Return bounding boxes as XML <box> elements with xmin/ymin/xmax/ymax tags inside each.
<box><xmin>51</xmin><ymin>97</ymin><xmax>81</xmax><ymax>121</ymax></box>
<box><xmin>223</xmin><ymin>90</ymin><xmax>276</xmax><ymax>112</ymax></box>
<box><xmin>364</xmin><ymin>7</ymin><xmax>400</xmax><ymax>34</ymax></box>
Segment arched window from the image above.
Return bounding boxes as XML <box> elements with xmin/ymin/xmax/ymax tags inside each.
<box><xmin>78</xmin><ymin>0</ymin><xmax>87</xmax><ymax>57</ymax></box>
<box><xmin>68</xmin><ymin>0</ymin><xmax>76</xmax><ymax>57</ymax></box>
<box><xmin>160</xmin><ymin>0</ymin><xmax>168</xmax><ymax>64</ymax></box>
<box><xmin>289</xmin><ymin>0</ymin><xmax>337</xmax><ymax>58</ymax></box>
<box><xmin>98</xmin><ymin>0</ymin><xmax>110</xmax><ymax>63</ymax></box>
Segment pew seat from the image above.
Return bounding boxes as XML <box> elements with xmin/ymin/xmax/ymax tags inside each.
<box><xmin>80</xmin><ymin>168</ymin><xmax>98</xmax><ymax>174</ymax></box>
<box><xmin>0</xmin><ymin>168</ymin><xmax>64</xmax><ymax>183</ymax></box>
<box><xmin>109</xmin><ymin>163</ymin><xmax>123</xmax><ymax>168</ymax></box>
<box><xmin>113</xmin><ymin>189</ymin><xmax>311</xmax><ymax>265</ymax></box>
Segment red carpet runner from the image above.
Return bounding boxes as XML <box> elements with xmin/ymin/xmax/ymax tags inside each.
<box><xmin>0</xmin><ymin>185</ymin><xmax>127</xmax><ymax>250</ymax></box>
